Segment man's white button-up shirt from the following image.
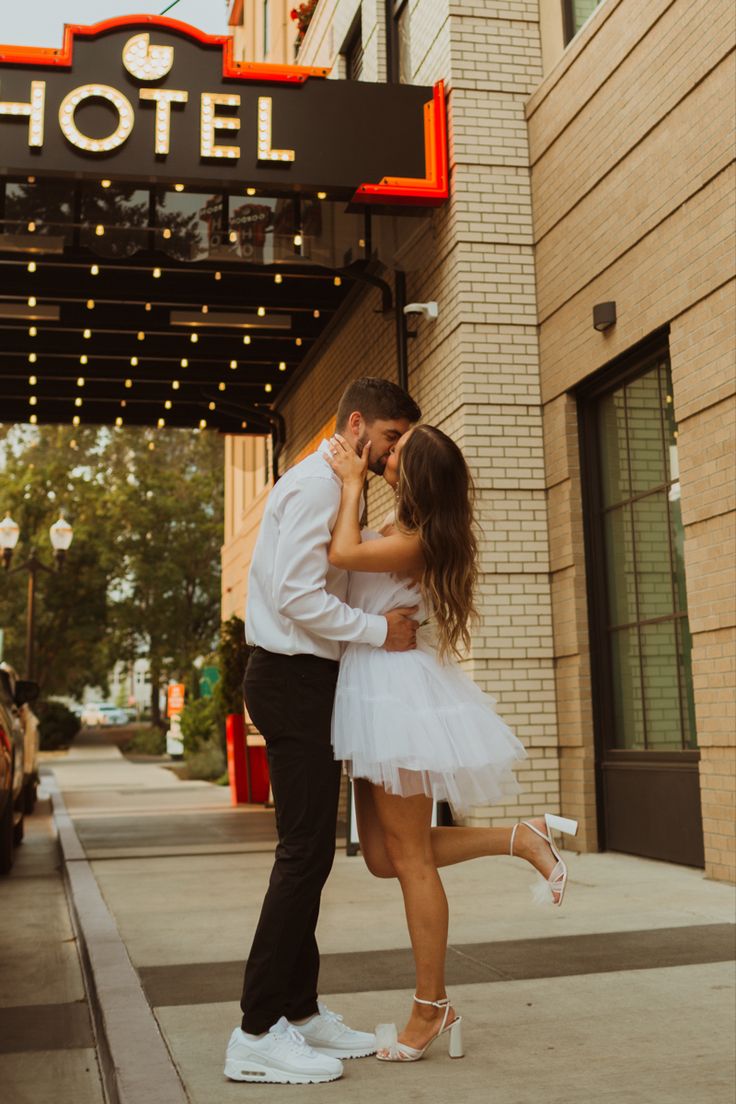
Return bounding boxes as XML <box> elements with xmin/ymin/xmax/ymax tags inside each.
<box><xmin>245</xmin><ymin>441</ymin><xmax>388</xmax><ymax>659</ymax></box>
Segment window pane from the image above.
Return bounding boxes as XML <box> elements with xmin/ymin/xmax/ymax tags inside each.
<box><xmin>80</xmin><ymin>184</ymin><xmax>149</xmax><ymax>257</ymax></box>
<box><xmin>669</xmin><ymin>493</ymin><xmax>688</xmax><ymax>613</ymax></box>
<box><xmin>633</xmin><ymin>492</ymin><xmax>675</xmax><ymax>620</ymax></box>
<box><xmin>626</xmin><ymin>371</ymin><xmax>666</xmax><ymax>492</ymax></box>
<box><xmin>571</xmin><ymin>0</ymin><xmax>602</xmax><ymax>34</ymax></box>
<box><xmin>598</xmin><ymin>389</ymin><xmax>629</xmax><ymax>506</ymax></box>
<box><xmin>641</xmin><ymin>621</ymin><xmax>683</xmax><ymax>750</ymax></box>
<box><xmin>610</xmin><ymin>628</ymin><xmax>645</xmax><ymax>749</ymax></box>
<box><xmin>604</xmin><ymin>505</ymin><xmax>637</xmax><ymax>627</ymax></box>
<box><xmin>397</xmin><ymin>6</ymin><xmax>411</xmax><ymax>83</ymax></box>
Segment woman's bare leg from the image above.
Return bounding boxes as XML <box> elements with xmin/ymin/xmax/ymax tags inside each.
<box><xmin>370</xmin><ymin>785</ymin><xmax>457</xmax><ymax>1052</ymax></box>
<box><xmin>353</xmin><ymin>780</ymin><xmax>559</xmax><ymax>884</ymax></box>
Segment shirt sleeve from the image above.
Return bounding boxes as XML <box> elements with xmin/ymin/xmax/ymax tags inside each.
<box><xmin>271</xmin><ymin>476</ymin><xmax>388</xmax><ymax>647</ymax></box>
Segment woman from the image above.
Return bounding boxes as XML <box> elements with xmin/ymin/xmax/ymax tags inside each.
<box><xmin>325</xmin><ymin>425</ymin><xmax>578</xmax><ymax>1063</ymax></box>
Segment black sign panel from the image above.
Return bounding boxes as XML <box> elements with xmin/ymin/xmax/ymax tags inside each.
<box><xmin>0</xmin><ymin>17</ymin><xmax>447</xmax><ymax>203</ymax></box>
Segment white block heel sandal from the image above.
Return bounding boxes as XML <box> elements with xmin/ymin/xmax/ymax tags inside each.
<box><xmin>375</xmin><ymin>996</ymin><xmax>464</xmax><ymax>1062</ymax></box>
<box><xmin>510</xmin><ymin>813</ymin><xmax>579</xmax><ymax>907</ymax></box>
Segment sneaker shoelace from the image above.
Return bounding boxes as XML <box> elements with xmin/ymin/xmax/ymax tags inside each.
<box><xmin>317</xmin><ymin>1003</ymin><xmax>346</xmax><ymax>1032</ymax></box>
<box><xmin>271</xmin><ymin>1021</ymin><xmax>309</xmax><ymax>1052</ymax></box>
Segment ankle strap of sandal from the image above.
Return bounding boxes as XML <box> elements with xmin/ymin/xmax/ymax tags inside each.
<box><xmin>413</xmin><ymin>995</ymin><xmax>450</xmax><ymax>1008</ymax></box>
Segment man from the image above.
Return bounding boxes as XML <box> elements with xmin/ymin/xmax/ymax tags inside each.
<box><xmin>224</xmin><ymin>378</ymin><xmax>422</xmax><ymax>1085</ymax></box>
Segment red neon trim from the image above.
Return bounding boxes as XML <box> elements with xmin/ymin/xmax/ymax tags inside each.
<box><xmin>228</xmin><ymin>0</ymin><xmax>245</xmax><ymax>27</ymax></box>
<box><xmin>352</xmin><ymin>81</ymin><xmax>449</xmax><ymax>207</ymax></box>
<box><xmin>0</xmin><ymin>15</ymin><xmax>330</xmax><ymax>83</ymax></box>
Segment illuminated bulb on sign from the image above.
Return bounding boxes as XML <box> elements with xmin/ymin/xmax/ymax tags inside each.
<box><xmin>241</xmin><ymin>420</ymin><xmax>248</xmax><ymax>429</ymax></box>
<box><xmin>59</xmin><ymin>84</ymin><xmax>134</xmax><ymax>154</ymax></box>
<box><xmin>246</xmin><ymin>188</ymin><xmax>256</xmax><ymax>196</ymax></box>
<box><xmin>101</xmin><ymin>179</ymin><xmax>111</xmax><ymax>188</ymax></box>
<box><xmin>174</xmin><ymin>183</ymin><xmax>184</xmax><ymax>192</ymax></box>
<box><xmin>218</xmin><ymin>382</ymin><xmax>226</xmax><ymax>391</ymax></box>
<box><xmin>29</xmin><ymin>327</ymin><xmax>37</xmax><ymax>337</ymax></box>
<box><xmin>80</xmin><ymin>355</ymin><xmax>88</xmax><ymax>365</ymax></box>
<box><xmin>73</xmin><ymin>416</ymin><xmax>80</xmax><ymax>426</ymax></box>
<box><xmin>265</xmin><ymin>383</ymin><xmax>273</xmax><ymax>393</ymax></box>
<box><xmin>214</xmin><ymin>271</ymin><xmax>222</xmax><ymax>281</ymax></box>
<box><xmin>181</xmin><ymin>358</ymin><xmax>188</xmax><ymax>368</ymax></box>
<box><xmin>130</xmin><ymin>356</ymin><xmax>138</xmax><ymax>367</ymax></box>
<box><xmin>162</xmin><ymin>228</ymin><xmax>172</xmax><ymax>239</ymax></box>
<box><xmin>208</xmin><ymin>401</ymin><xmax>216</xmax><ymax>411</ymax></box>
<box><xmin>29</xmin><ymin>375</ymin><xmax>37</xmax><ymax>386</ymax></box>
<box><xmin>30</xmin><ymin>414</ymin><xmax>37</xmax><ymax>424</ymax></box>
<box><xmin>190</xmin><ymin>333</ymin><xmax>198</xmax><ymax>343</ymax></box>
<box><xmin>77</xmin><ymin>377</ymin><xmax>85</xmax><ymax>387</ymax></box>
<box><xmin>28</xmin><ymin>296</ymin><xmax>36</xmax><ymax>307</ymax></box>
<box><xmin>293</xmin><ymin>234</ymin><xmax>303</xmax><ymax>247</ymax></box>
<box><xmin>27</xmin><ymin>261</ymin><xmax>36</xmax><ymax>273</ymax></box>
<box><xmin>28</xmin><ymin>222</ymin><xmax>36</xmax><ymax>232</ymax></box>
<box><xmin>164</xmin><ymin>400</ymin><xmax>172</xmax><ymax>410</ymax></box>
<box><xmin>83</xmin><ymin>328</ymin><xmax>91</xmax><ymax>339</ymax></box>
<box><xmin>201</xmin><ymin>305</ymin><xmax>209</xmax><ymax>314</ymax></box>
<box><xmin>172</xmin><ymin>380</ymin><xmax>180</xmax><ymax>390</ymax></box>
<box><xmin>199</xmin><ymin>419</ymin><xmax>207</xmax><ymax>429</ymax></box>
<box><xmin>157</xmin><ymin>418</ymin><xmax>165</xmax><ymax>428</ymax></box>
<box><xmin>28</xmin><ymin>353</ymin><xmax>37</xmax><ymax>363</ymax></box>
<box><xmin>279</xmin><ymin>361</ymin><xmax>286</xmax><ymax>371</ymax></box>
<box><xmin>317</xmin><ymin>191</ymin><xmax>327</xmax><ymax>200</ymax></box>
<box><xmin>152</xmin><ymin>268</ymin><xmax>161</xmax><ymax>279</ymax></box>
<box><xmin>87</xmin><ymin>299</ymin><xmax>95</xmax><ymax>309</ymax></box>
<box><xmin>229</xmin><ymin>231</ymin><xmax>237</xmax><ymax>243</ymax></box>
<box><xmin>230</xmin><ymin>360</ymin><xmax>237</xmax><ymax>370</ymax></box>
<box><xmin>295</xmin><ymin>337</ymin><xmax>302</xmax><ymax>346</ymax></box>
<box><xmin>29</xmin><ymin>395</ymin><xmax>37</xmax><ymax>406</ymax></box>
<box><xmin>313</xmin><ymin>309</ymin><xmax>320</xmax><ymax>319</ymax></box>
<box><xmin>274</xmin><ymin>273</ymin><xmax>282</xmax><ymax>284</ymax></box>
<box><xmin>257</xmin><ymin>307</ymin><xmax>265</xmax><ymax>317</ymax></box>
<box><xmin>91</xmin><ymin>265</ymin><xmax>99</xmax><ymax>276</ymax></box>
<box><xmin>137</xmin><ymin>331</ymin><xmax>145</xmax><ymax>341</ymax></box>
<box><xmin>125</xmin><ymin>379</ymin><xmax>133</xmax><ymax>388</ymax></box>
<box><xmin>75</xmin><ymin>397</ymin><xmax>83</xmax><ymax>407</ymax></box>
<box><xmin>334</xmin><ymin>276</ymin><xmax>342</xmax><ymax>287</ymax></box>
<box><xmin>95</xmin><ymin>225</ymin><xmax>105</xmax><ymax>236</ymax></box>
<box><xmin>115</xmin><ymin>416</ymin><xmax>123</xmax><ymax>426</ymax></box>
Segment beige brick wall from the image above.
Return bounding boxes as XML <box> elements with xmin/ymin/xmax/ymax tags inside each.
<box><xmin>528</xmin><ymin>0</ymin><xmax>736</xmax><ymax>879</ymax></box>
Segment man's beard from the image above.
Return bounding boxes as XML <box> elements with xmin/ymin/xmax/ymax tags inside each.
<box><xmin>356</xmin><ymin>433</ymin><xmax>387</xmax><ymax>475</ymax></box>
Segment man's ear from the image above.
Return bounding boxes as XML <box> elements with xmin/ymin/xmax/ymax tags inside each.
<box><xmin>346</xmin><ymin>411</ymin><xmax>363</xmax><ymax>441</ymax></box>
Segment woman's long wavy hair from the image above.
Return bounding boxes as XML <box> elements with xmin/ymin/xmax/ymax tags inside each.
<box><xmin>395</xmin><ymin>425</ymin><xmax>478</xmax><ymax>661</ymax></box>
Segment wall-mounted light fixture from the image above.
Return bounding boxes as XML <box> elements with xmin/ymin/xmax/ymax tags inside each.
<box><xmin>593</xmin><ymin>301</ymin><xmax>616</xmax><ymax>331</ymax></box>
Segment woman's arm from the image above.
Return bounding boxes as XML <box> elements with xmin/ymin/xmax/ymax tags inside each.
<box><xmin>324</xmin><ymin>435</ymin><xmax>424</xmax><ymax>576</ymax></box>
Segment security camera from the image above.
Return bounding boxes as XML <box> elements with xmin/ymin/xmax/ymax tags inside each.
<box><xmin>403</xmin><ymin>301</ymin><xmax>439</xmax><ymax>322</ymax></box>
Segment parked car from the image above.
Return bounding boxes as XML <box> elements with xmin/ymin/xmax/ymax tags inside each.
<box><xmin>81</xmin><ymin>702</ymin><xmax>129</xmax><ymax>727</ymax></box>
<box><xmin>0</xmin><ymin>664</ymin><xmax>40</xmax><ymax>813</ymax></box>
<box><xmin>0</xmin><ymin>667</ymin><xmax>38</xmax><ymax>874</ymax></box>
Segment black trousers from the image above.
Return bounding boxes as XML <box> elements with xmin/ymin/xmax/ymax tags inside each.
<box><xmin>240</xmin><ymin>646</ymin><xmax>341</xmax><ymax>1035</ymax></box>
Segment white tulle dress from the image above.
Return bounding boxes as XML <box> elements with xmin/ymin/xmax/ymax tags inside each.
<box><xmin>332</xmin><ymin>532</ymin><xmax>527</xmax><ymax>814</ymax></box>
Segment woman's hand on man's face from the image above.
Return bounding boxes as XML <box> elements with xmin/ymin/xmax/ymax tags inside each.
<box><xmin>324</xmin><ymin>433</ymin><xmax>369</xmax><ymax>485</ymax></box>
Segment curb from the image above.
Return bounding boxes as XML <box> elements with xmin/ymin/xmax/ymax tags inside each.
<box><xmin>44</xmin><ymin>770</ymin><xmax>190</xmax><ymax>1104</ymax></box>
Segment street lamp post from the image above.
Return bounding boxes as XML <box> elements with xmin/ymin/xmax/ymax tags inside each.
<box><xmin>0</xmin><ymin>513</ymin><xmax>74</xmax><ymax>680</ymax></box>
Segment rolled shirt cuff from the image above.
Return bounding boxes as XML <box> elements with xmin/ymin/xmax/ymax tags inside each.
<box><xmin>364</xmin><ymin>614</ymin><xmax>388</xmax><ymax>648</ymax></box>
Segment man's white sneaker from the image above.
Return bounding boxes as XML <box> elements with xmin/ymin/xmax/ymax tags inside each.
<box><xmin>223</xmin><ymin>1018</ymin><xmax>343</xmax><ymax>1084</ymax></box>
<box><xmin>294</xmin><ymin>1002</ymin><xmax>377</xmax><ymax>1059</ymax></box>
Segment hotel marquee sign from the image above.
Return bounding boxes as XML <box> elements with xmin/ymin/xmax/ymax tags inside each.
<box><xmin>0</xmin><ymin>15</ymin><xmax>448</xmax><ymax>205</ymax></box>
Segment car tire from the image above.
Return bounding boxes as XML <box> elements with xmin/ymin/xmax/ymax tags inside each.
<box><xmin>23</xmin><ymin>776</ymin><xmax>37</xmax><ymax>815</ymax></box>
<box><xmin>0</xmin><ymin>794</ymin><xmax>14</xmax><ymax>875</ymax></box>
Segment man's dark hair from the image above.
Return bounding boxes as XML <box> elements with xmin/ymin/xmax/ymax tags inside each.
<box><xmin>335</xmin><ymin>378</ymin><xmax>421</xmax><ymax>430</ymax></box>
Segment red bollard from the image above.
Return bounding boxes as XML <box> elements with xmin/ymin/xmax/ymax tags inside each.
<box><xmin>226</xmin><ymin>713</ymin><xmax>249</xmax><ymax>805</ymax></box>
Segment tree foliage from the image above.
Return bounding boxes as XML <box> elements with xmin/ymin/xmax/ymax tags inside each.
<box><xmin>0</xmin><ymin>424</ymin><xmax>224</xmax><ymax>708</ymax></box>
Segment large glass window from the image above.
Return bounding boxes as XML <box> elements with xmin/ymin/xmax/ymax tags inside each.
<box><xmin>594</xmin><ymin>356</ymin><xmax>697</xmax><ymax>751</ymax></box>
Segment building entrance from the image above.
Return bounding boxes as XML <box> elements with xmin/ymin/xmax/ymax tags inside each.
<box><xmin>580</xmin><ymin>339</ymin><xmax>704</xmax><ymax>868</ymax></box>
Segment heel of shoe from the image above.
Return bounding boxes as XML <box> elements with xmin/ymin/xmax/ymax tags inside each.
<box><xmin>447</xmin><ymin>1017</ymin><xmax>464</xmax><ymax>1059</ymax></box>
<box><xmin>545</xmin><ymin>814</ymin><xmax>578</xmax><ymax>837</ymax></box>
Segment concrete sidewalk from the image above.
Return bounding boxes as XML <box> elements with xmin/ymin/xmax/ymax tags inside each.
<box><xmin>48</xmin><ymin>735</ymin><xmax>735</xmax><ymax>1104</ymax></box>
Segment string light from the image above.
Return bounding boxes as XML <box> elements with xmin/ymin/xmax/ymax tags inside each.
<box><xmin>242</xmin><ymin>335</ymin><xmax>251</xmax><ymax>345</ymax></box>
<box><xmin>229</xmin><ymin>360</ymin><xmax>237</xmax><ymax>369</ymax></box>
<box><xmin>313</xmin><ymin>309</ymin><xmax>320</xmax><ymax>318</ymax></box>
<box><xmin>317</xmin><ymin>191</ymin><xmax>327</xmax><ymax>200</ymax></box>
<box><xmin>180</xmin><ymin>358</ymin><xmax>188</xmax><ymax>368</ymax></box>
<box><xmin>172</xmin><ymin>380</ymin><xmax>180</xmax><ymax>390</ymax></box>
<box><xmin>83</xmin><ymin>328</ymin><xmax>91</xmax><ymax>339</ymax></box>
<box><xmin>87</xmin><ymin>299</ymin><xmax>95</xmax><ymax>309</ymax></box>
<box><xmin>138</xmin><ymin>331</ymin><xmax>145</xmax><ymax>341</ymax></box>
<box><xmin>152</xmin><ymin>267</ymin><xmax>161</xmax><ymax>279</ymax></box>
<box><xmin>246</xmin><ymin>187</ymin><xmax>256</xmax><ymax>196</ymax></box>
<box><xmin>208</xmin><ymin>401</ymin><xmax>216</xmax><ymax>410</ymax></box>
<box><xmin>201</xmin><ymin>305</ymin><xmax>209</xmax><ymax>314</ymax></box>
<box><xmin>164</xmin><ymin>400</ymin><xmax>172</xmax><ymax>410</ymax></box>
<box><xmin>145</xmin><ymin>302</ymin><xmax>152</xmax><ymax>311</ymax></box>
<box><xmin>77</xmin><ymin>377</ymin><xmax>85</xmax><ymax>387</ymax></box>
<box><xmin>241</xmin><ymin>420</ymin><xmax>248</xmax><ymax>429</ymax></box>
<box><xmin>29</xmin><ymin>326</ymin><xmax>37</xmax><ymax>337</ymax></box>
<box><xmin>218</xmin><ymin>382</ymin><xmax>226</xmax><ymax>391</ymax></box>
<box><xmin>80</xmin><ymin>355</ymin><xmax>88</xmax><ymax>365</ymax></box>
<box><xmin>148</xmin><ymin>441</ymin><xmax>155</xmax><ymax>450</ymax></box>
<box><xmin>279</xmin><ymin>361</ymin><xmax>286</xmax><ymax>371</ymax></box>
<box><xmin>101</xmin><ymin>179</ymin><xmax>111</xmax><ymax>188</ymax></box>
<box><xmin>28</xmin><ymin>353</ymin><xmax>37</xmax><ymax>363</ymax></box>
<box><xmin>75</xmin><ymin>397</ymin><xmax>83</xmax><ymax>407</ymax></box>
<box><xmin>333</xmin><ymin>276</ymin><xmax>342</xmax><ymax>287</ymax></box>
<box><xmin>274</xmin><ymin>273</ymin><xmax>282</xmax><ymax>284</ymax></box>
<box><xmin>199</xmin><ymin>418</ymin><xmax>207</xmax><ymax>429</ymax></box>
<box><xmin>130</xmin><ymin>356</ymin><xmax>138</xmax><ymax>367</ymax></box>
<box><xmin>90</xmin><ymin>265</ymin><xmax>99</xmax><ymax>276</ymax></box>
<box><xmin>214</xmin><ymin>271</ymin><xmax>222</xmax><ymax>281</ymax></box>
<box><xmin>174</xmin><ymin>183</ymin><xmax>185</xmax><ymax>192</ymax></box>
<box><xmin>190</xmin><ymin>333</ymin><xmax>198</xmax><ymax>343</ymax></box>
<box><xmin>28</xmin><ymin>395</ymin><xmax>37</xmax><ymax>405</ymax></box>
<box><xmin>293</xmin><ymin>233</ymin><xmax>303</xmax><ymax>247</ymax></box>
<box><xmin>95</xmin><ymin>225</ymin><xmax>105</xmax><ymax>236</ymax></box>
<box><xmin>295</xmin><ymin>337</ymin><xmax>302</xmax><ymax>346</ymax></box>
<box><xmin>27</xmin><ymin>261</ymin><xmax>36</xmax><ymax>273</ymax></box>
<box><xmin>157</xmin><ymin>417</ymin><xmax>165</xmax><ymax>428</ymax></box>
<box><xmin>28</xmin><ymin>296</ymin><xmax>36</xmax><ymax>307</ymax></box>
<box><xmin>265</xmin><ymin>383</ymin><xmax>273</xmax><ymax>393</ymax></box>
<box><xmin>257</xmin><ymin>307</ymin><xmax>265</xmax><ymax>317</ymax></box>
<box><xmin>29</xmin><ymin>414</ymin><xmax>38</xmax><ymax>424</ymax></box>
<box><xmin>28</xmin><ymin>375</ymin><xmax>37</xmax><ymax>386</ymax></box>
<box><xmin>73</xmin><ymin>416</ymin><xmax>81</xmax><ymax>426</ymax></box>
<box><xmin>28</xmin><ymin>221</ymin><xmax>36</xmax><ymax>233</ymax></box>
<box><xmin>120</xmin><ymin>400</ymin><xmax>126</xmax><ymax>408</ymax></box>
<box><xmin>229</xmin><ymin>231</ymin><xmax>237</xmax><ymax>243</ymax></box>
<box><xmin>115</xmin><ymin>416</ymin><xmax>123</xmax><ymax>426</ymax></box>
<box><xmin>162</xmin><ymin>228</ymin><xmax>172</xmax><ymax>239</ymax></box>
<box><xmin>125</xmin><ymin>378</ymin><xmax>133</xmax><ymax>388</ymax></box>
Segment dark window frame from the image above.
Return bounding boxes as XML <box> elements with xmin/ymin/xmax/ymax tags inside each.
<box><xmin>341</xmin><ymin>9</ymin><xmax>364</xmax><ymax>81</ymax></box>
<box><xmin>386</xmin><ymin>0</ymin><xmax>409</xmax><ymax>83</ymax></box>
